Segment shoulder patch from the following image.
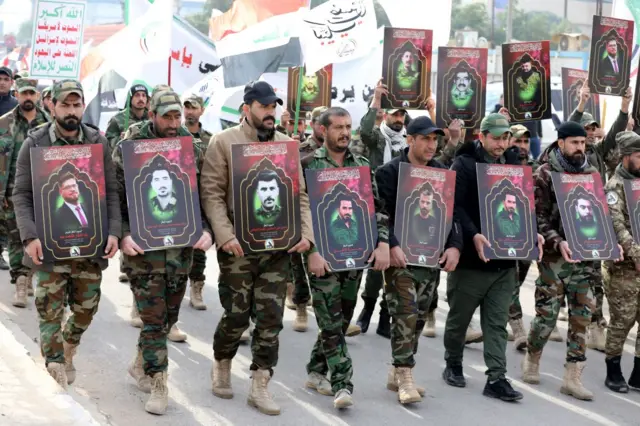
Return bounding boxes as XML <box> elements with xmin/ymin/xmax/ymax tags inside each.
<box><xmin>606</xmin><ymin>191</ymin><xmax>619</xmax><ymax>206</ymax></box>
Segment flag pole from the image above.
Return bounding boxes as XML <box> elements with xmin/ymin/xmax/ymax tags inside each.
<box><xmin>293</xmin><ymin>65</ymin><xmax>305</xmax><ymax>135</ymax></box>
<box><xmin>123</xmin><ymin>90</ymin><xmax>132</xmax><ymax>137</ymax></box>
<box><xmin>168</xmin><ymin>56</ymin><xmax>172</xmax><ymax>87</ymax></box>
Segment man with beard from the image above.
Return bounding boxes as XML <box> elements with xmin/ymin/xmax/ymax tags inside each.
<box><xmin>514</xmin><ymin>58</ymin><xmax>541</xmax><ymax>110</ymax></box>
<box><xmin>599</xmin><ymin>38</ymin><xmax>623</xmax><ymax>85</ymax></box>
<box><xmin>495</xmin><ymin>192</ymin><xmax>522</xmax><ymax>239</ymax></box>
<box><xmin>523</xmin><ymin>121</ymin><xmax>622</xmax><ymax>401</ymax></box>
<box><xmin>183</xmin><ymin>94</ymin><xmax>211</xmax><ymax>311</ymax></box>
<box><xmin>201</xmin><ymin>81</ymin><xmax>313</xmax><ymax>416</ymax></box>
<box><xmin>329</xmin><ymin>197</ymin><xmax>363</xmax><ymax>246</ymax></box>
<box><xmin>0</xmin><ymin>78</ymin><xmax>49</xmax><ymax>307</ymax></box>
<box><xmin>105</xmin><ymin>84</ymin><xmax>149</xmax><ymax>150</ymax></box>
<box><xmin>602</xmin><ymin>131</ymin><xmax>640</xmax><ymax>393</ymax></box>
<box><xmin>299</xmin><ymin>106</ymin><xmax>327</xmax><ymax>165</ymax></box>
<box><xmin>573</xmin><ymin>198</ymin><xmax>604</xmax><ymax>243</ymax></box>
<box><xmin>41</xmin><ymin>86</ymin><xmax>53</xmax><ymax>115</ymax></box>
<box><xmin>147</xmin><ymin>166</ymin><xmax>183</xmax><ymax>224</ymax></box>
<box><xmin>113</xmin><ymin>89</ymin><xmax>213</xmax><ymax>415</ymax></box>
<box><xmin>252</xmin><ymin>169</ymin><xmax>284</xmax><ymax>228</ymax></box>
<box><xmin>12</xmin><ymin>79</ymin><xmax>121</xmax><ymax>390</ymax></box>
<box><xmin>0</xmin><ymin>67</ymin><xmax>17</xmax><ymax>116</ymax></box>
<box><xmin>54</xmin><ymin>173</ymin><xmax>94</xmax><ymax>237</ymax></box>
<box><xmin>407</xmin><ymin>188</ymin><xmax>441</xmax><ymax>248</ymax></box>
<box><xmin>451</xmin><ymin>70</ymin><xmax>474</xmax><ymax>109</ymax></box>
<box><xmin>303</xmin><ymin>106</ymin><xmax>389</xmax><ymax>409</ymax></box>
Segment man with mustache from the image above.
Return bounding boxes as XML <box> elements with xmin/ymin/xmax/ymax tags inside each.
<box><xmin>514</xmin><ymin>57</ymin><xmax>541</xmax><ymax>110</ymax></box>
<box><xmin>148</xmin><ymin>166</ymin><xmax>181</xmax><ymax>223</ymax></box>
<box><xmin>53</xmin><ymin>173</ymin><xmax>94</xmax><ymax>236</ymax></box>
<box><xmin>0</xmin><ymin>67</ymin><xmax>17</xmax><ymax>116</ymax></box>
<box><xmin>105</xmin><ymin>84</ymin><xmax>149</xmax><ymax>150</ymax></box>
<box><xmin>41</xmin><ymin>86</ymin><xmax>53</xmax><ymax>115</ymax></box>
<box><xmin>0</xmin><ymin>77</ymin><xmax>49</xmax><ymax>307</ymax></box>
<box><xmin>113</xmin><ymin>89</ymin><xmax>213</xmax><ymax>415</ymax></box>
<box><xmin>451</xmin><ymin>70</ymin><xmax>474</xmax><ymax>109</ymax></box>
<box><xmin>12</xmin><ymin>79</ymin><xmax>121</xmax><ymax>391</ymax></box>
<box><xmin>183</xmin><ymin>95</ymin><xmax>212</xmax><ymax>146</ymax></box>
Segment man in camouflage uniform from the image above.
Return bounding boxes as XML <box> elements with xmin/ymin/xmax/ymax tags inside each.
<box><xmin>303</xmin><ymin>106</ymin><xmax>390</xmax><ymax>409</ymax></box>
<box><xmin>183</xmin><ymin>94</ymin><xmax>212</xmax><ymax>311</ymax></box>
<box><xmin>602</xmin><ymin>131</ymin><xmax>640</xmax><ymax>393</ymax></box>
<box><xmin>201</xmin><ymin>81</ymin><xmax>314</xmax><ymax>416</ymax></box>
<box><xmin>0</xmin><ymin>78</ymin><xmax>49</xmax><ymax>306</ymax></box>
<box><xmin>569</xmin><ymin>82</ymin><xmax>632</xmax><ymax>352</ymax></box>
<box><xmin>376</xmin><ymin>116</ymin><xmax>462</xmax><ymax>404</ymax></box>
<box><xmin>114</xmin><ymin>90</ymin><xmax>213</xmax><ymax>415</ymax></box>
<box><xmin>105</xmin><ymin>84</ymin><xmax>149</xmax><ymax>150</ymax></box>
<box><xmin>12</xmin><ymin>79</ymin><xmax>121</xmax><ymax>388</ymax></box>
<box><xmin>41</xmin><ymin>86</ymin><xmax>53</xmax><ymax>115</ymax></box>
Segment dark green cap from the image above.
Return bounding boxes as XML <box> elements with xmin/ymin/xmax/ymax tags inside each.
<box><xmin>580</xmin><ymin>112</ymin><xmax>599</xmax><ymax>128</ymax></box>
<box><xmin>15</xmin><ymin>78</ymin><xmax>38</xmax><ymax>93</ymax></box>
<box><xmin>151</xmin><ymin>84</ymin><xmax>172</xmax><ymax>97</ymax></box>
<box><xmin>616</xmin><ymin>131</ymin><xmax>640</xmax><ymax>156</ymax></box>
<box><xmin>52</xmin><ymin>79</ymin><xmax>83</xmax><ymax>102</ymax></box>
<box><xmin>150</xmin><ymin>90</ymin><xmax>182</xmax><ymax>116</ymax></box>
<box><xmin>480</xmin><ymin>113</ymin><xmax>511</xmax><ymax>137</ymax></box>
<box><xmin>183</xmin><ymin>94</ymin><xmax>204</xmax><ymax>109</ymax></box>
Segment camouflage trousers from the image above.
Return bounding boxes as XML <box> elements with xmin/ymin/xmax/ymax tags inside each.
<box><xmin>603</xmin><ymin>263</ymin><xmax>640</xmax><ymax>358</ymax></box>
<box><xmin>35</xmin><ymin>260</ymin><xmax>102</xmax><ymax>365</ymax></box>
<box><xmin>384</xmin><ymin>266</ymin><xmax>439</xmax><ymax>367</ymax></box>
<box><xmin>213</xmin><ymin>250</ymin><xmax>290</xmax><ymax>372</ymax></box>
<box><xmin>131</xmin><ymin>274</ymin><xmax>187</xmax><ymax>375</ymax></box>
<box><xmin>3</xmin><ymin>198</ymin><xmax>29</xmax><ymax>280</ymax></box>
<box><xmin>290</xmin><ymin>253</ymin><xmax>310</xmax><ymax>305</ymax></box>
<box><xmin>527</xmin><ymin>258</ymin><xmax>594</xmax><ymax>362</ymax></box>
<box><xmin>188</xmin><ymin>249</ymin><xmax>207</xmax><ymax>282</ymax></box>
<box><xmin>307</xmin><ymin>269</ymin><xmax>363</xmax><ymax>394</ymax></box>
<box><xmin>589</xmin><ymin>261</ymin><xmax>606</xmax><ymax>325</ymax></box>
<box><xmin>508</xmin><ymin>260</ymin><xmax>533</xmax><ymax>321</ymax></box>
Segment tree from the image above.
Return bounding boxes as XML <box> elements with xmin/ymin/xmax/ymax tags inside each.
<box><xmin>184</xmin><ymin>0</ymin><xmax>233</xmax><ymax>36</ymax></box>
<box><xmin>450</xmin><ymin>3</ymin><xmax>491</xmax><ymax>40</ymax></box>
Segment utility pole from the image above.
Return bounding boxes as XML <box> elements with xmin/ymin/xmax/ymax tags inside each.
<box><xmin>490</xmin><ymin>0</ymin><xmax>495</xmax><ymax>48</ymax></box>
<box><xmin>506</xmin><ymin>0</ymin><xmax>513</xmax><ymax>43</ymax></box>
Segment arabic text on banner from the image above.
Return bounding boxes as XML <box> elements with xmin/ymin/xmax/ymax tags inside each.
<box><xmin>30</xmin><ymin>0</ymin><xmax>86</xmax><ymax>79</ymax></box>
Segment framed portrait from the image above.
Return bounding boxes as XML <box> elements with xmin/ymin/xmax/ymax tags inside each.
<box><xmin>561</xmin><ymin>68</ymin><xmax>601</xmax><ymax>123</ymax></box>
<box><xmin>589</xmin><ymin>15</ymin><xmax>633</xmax><ymax>97</ymax></box>
<box><xmin>622</xmin><ymin>179</ymin><xmax>640</xmax><ymax>245</ymax></box>
<box><xmin>287</xmin><ymin>65</ymin><xmax>333</xmax><ymax>115</ymax></box>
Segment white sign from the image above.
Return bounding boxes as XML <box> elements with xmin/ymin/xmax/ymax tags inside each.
<box><xmin>29</xmin><ymin>0</ymin><xmax>86</xmax><ymax>79</ymax></box>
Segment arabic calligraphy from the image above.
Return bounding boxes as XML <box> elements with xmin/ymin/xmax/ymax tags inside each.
<box><xmin>303</xmin><ymin>0</ymin><xmax>367</xmax><ymax>40</ymax></box>
<box><xmin>171</xmin><ymin>47</ymin><xmax>193</xmax><ymax>68</ymax></box>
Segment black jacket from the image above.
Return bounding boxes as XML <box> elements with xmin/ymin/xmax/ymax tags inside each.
<box><xmin>0</xmin><ymin>94</ymin><xmax>17</xmax><ymax>117</ymax></box>
<box><xmin>451</xmin><ymin>140</ymin><xmax>520</xmax><ymax>272</ymax></box>
<box><xmin>375</xmin><ymin>147</ymin><xmax>463</xmax><ymax>252</ymax></box>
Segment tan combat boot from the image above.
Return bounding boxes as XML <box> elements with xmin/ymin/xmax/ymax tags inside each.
<box><xmin>522</xmin><ymin>351</ymin><xmax>541</xmax><ymax>384</ymax></box>
<box><xmin>345</xmin><ymin>323</ymin><xmax>361</xmax><ymax>337</ymax></box>
<box><xmin>396</xmin><ymin>367</ymin><xmax>422</xmax><ymax>404</ymax></box>
<box><xmin>293</xmin><ymin>304</ymin><xmax>308</xmax><ymax>332</ymax></box>
<box><xmin>128</xmin><ymin>349</ymin><xmax>151</xmax><ymax>393</ymax></box>
<box><xmin>211</xmin><ymin>359</ymin><xmax>233</xmax><ymax>399</ymax></box>
<box><xmin>422</xmin><ymin>311</ymin><xmax>436</xmax><ymax>337</ymax></box>
<box><xmin>549</xmin><ymin>325</ymin><xmax>564</xmax><ymax>342</ymax></box>
<box><xmin>285</xmin><ymin>282</ymin><xmax>295</xmax><ymax>310</ymax></box>
<box><xmin>12</xmin><ymin>275</ymin><xmax>28</xmax><ymax>308</ymax></box>
<box><xmin>509</xmin><ymin>318</ymin><xmax>527</xmax><ymax>351</ymax></box>
<box><xmin>248</xmin><ymin>369</ymin><xmax>280</xmax><ymax>415</ymax></box>
<box><xmin>130</xmin><ymin>295</ymin><xmax>143</xmax><ymax>328</ymax></box>
<box><xmin>168</xmin><ymin>324</ymin><xmax>187</xmax><ymax>342</ymax></box>
<box><xmin>189</xmin><ymin>280</ymin><xmax>207</xmax><ymax>310</ymax></box>
<box><xmin>47</xmin><ymin>362</ymin><xmax>68</xmax><ymax>390</ymax></box>
<box><xmin>560</xmin><ymin>361</ymin><xmax>593</xmax><ymax>400</ymax></box>
<box><xmin>145</xmin><ymin>371</ymin><xmax>169</xmax><ymax>415</ymax></box>
<box><xmin>587</xmin><ymin>323</ymin><xmax>605</xmax><ymax>352</ymax></box>
<box><xmin>386</xmin><ymin>366</ymin><xmax>425</xmax><ymax>396</ymax></box>
<box><xmin>26</xmin><ymin>271</ymin><xmax>34</xmax><ymax>296</ymax></box>
<box><xmin>63</xmin><ymin>341</ymin><xmax>78</xmax><ymax>385</ymax></box>
<box><xmin>305</xmin><ymin>372</ymin><xmax>333</xmax><ymax>396</ymax></box>
<box><xmin>465</xmin><ymin>323</ymin><xmax>483</xmax><ymax>344</ymax></box>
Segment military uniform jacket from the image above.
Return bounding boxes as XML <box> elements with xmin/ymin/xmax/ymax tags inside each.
<box><xmin>190</xmin><ymin>122</ymin><xmax>213</xmax><ymax>150</ymax></box>
<box><xmin>355</xmin><ymin>107</ymin><xmax>388</xmax><ymax>169</ymax></box>
<box><xmin>12</xmin><ymin>123</ymin><xmax>122</xmax><ymax>271</ymax></box>
<box><xmin>299</xmin><ymin>135</ymin><xmax>321</xmax><ymax>165</ymax></box>
<box><xmin>105</xmin><ymin>107</ymin><xmax>149</xmax><ymax>150</ymax></box>
<box><xmin>113</xmin><ymin>120</ymin><xmax>212</xmax><ymax>276</ymax></box>
<box><xmin>0</xmin><ymin>105</ymin><xmax>49</xmax><ymax>202</ymax></box>
<box><xmin>605</xmin><ymin>164</ymin><xmax>640</xmax><ymax>269</ymax></box>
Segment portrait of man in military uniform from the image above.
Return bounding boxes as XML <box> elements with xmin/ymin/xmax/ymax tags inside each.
<box><xmin>573</xmin><ymin>197</ymin><xmax>604</xmax><ymax>244</ymax></box>
<box><xmin>329</xmin><ymin>196</ymin><xmax>363</xmax><ymax>247</ymax></box>
<box><xmin>395</xmin><ymin>50</ymin><xmax>420</xmax><ymax>91</ymax></box>
<box><xmin>494</xmin><ymin>191</ymin><xmax>523</xmax><ymax>240</ymax></box>
<box><xmin>407</xmin><ymin>187</ymin><xmax>441</xmax><ymax>248</ymax></box>
<box><xmin>450</xmin><ymin>70</ymin><xmax>475</xmax><ymax>109</ymax></box>
<box><xmin>514</xmin><ymin>56</ymin><xmax>541</xmax><ymax>109</ymax></box>
<box><xmin>142</xmin><ymin>157</ymin><xmax>186</xmax><ymax>227</ymax></box>
<box><xmin>251</xmin><ymin>169</ymin><xmax>285</xmax><ymax>228</ymax></box>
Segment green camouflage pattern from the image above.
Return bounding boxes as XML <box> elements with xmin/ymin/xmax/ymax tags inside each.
<box><xmin>213</xmin><ymin>250</ymin><xmax>290</xmax><ymax>371</ymax></box>
<box><xmin>589</xmin><ymin>261</ymin><xmax>605</xmax><ymax>325</ymax></box>
<box><xmin>350</xmin><ymin>108</ymin><xmax>387</xmax><ymax>169</ymax></box>
<box><xmin>104</xmin><ymin>107</ymin><xmax>149</xmax><ymax>150</ymax></box>
<box><xmin>306</xmin><ymin>269</ymin><xmax>363</xmax><ymax>394</ymax></box>
<box><xmin>189</xmin><ymin>124</ymin><xmax>212</xmax><ymax>149</ymax></box>
<box><xmin>35</xmin><ymin>260</ymin><xmax>102</xmax><ymax>364</ymax></box>
<box><xmin>603</xmin><ymin>265</ymin><xmax>640</xmax><ymax>358</ymax></box>
<box><xmin>290</xmin><ymin>253</ymin><xmax>310</xmax><ymax>305</ymax></box>
<box><xmin>384</xmin><ymin>266</ymin><xmax>439</xmax><ymax>367</ymax></box>
<box><xmin>527</xmin><ymin>259</ymin><xmax>594</xmax><ymax>362</ymax></box>
<box><xmin>605</xmin><ymin>165</ymin><xmax>640</xmax><ymax>264</ymax></box>
<box><xmin>4</xmin><ymin>198</ymin><xmax>29</xmax><ymax>280</ymax></box>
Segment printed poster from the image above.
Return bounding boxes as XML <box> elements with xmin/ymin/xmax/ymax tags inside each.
<box><xmin>394</xmin><ymin>163</ymin><xmax>455</xmax><ymax>267</ymax></box>
<box><xmin>31</xmin><ymin>145</ymin><xmax>107</xmax><ymax>262</ymax></box>
<box><xmin>476</xmin><ymin>164</ymin><xmax>539</xmax><ymax>260</ymax></box>
<box><xmin>306</xmin><ymin>166</ymin><xmax>378</xmax><ymax>272</ymax></box>
<box><xmin>561</xmin><ymin>68</ymin><xmax>601</xmax><ymax>123</ymax></box>
<box><xmin>231</xmin><ymin>141</ymin><xmax>301</xmax><ymax>253</ymax></box>
<box><xmin>502</xmin><ymin>41</ymin><xmax>552</xmax><ymax>122</ymax></box>
<box><xmin>622</xmin><ymin>179</ymin><xmax>640</xmax><ymax>245</ymax></box>
<box><xmin>121</xmin><ymin>137</ymin><xmax>202</xmax><ymax>251</ymax></box>
<box><xmin>287</xmin><ymin>65</ymin><xmax>333</xmax><ymax>115</ymax></box>
<box><xmin>381</xmin><ymin>27</ymin><xmax>433</xmax><ymax>109</ymax></box>
<box><xmin>551</xmin><ymin>172</ymin><xmax>621</xmax><ymax>260</ymax></box>
<box><xmin>436</xmin><ymin>47</ymin><xmax>487</xmax><ymax>129</ymax></box>
<box><xmin>588</xmin><ymin>15</ymin><xmax>633</xmax><ymax>96</ymax></box>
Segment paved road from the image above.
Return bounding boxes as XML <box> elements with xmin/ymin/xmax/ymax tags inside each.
<box><xmin>0</xmin><ymin>252</ymin><xmax>639</xmax><ymax>426</ymax></box>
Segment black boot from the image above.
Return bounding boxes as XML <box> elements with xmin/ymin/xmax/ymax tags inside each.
<box><xmin>376</xmin><ymin>308</ymin><xmax>391</xmax><ymax>339</ymax></box>
<box><xmin>483</xmin><ymin>378</ymin><xmax>523</xmax><ymax>402</ymax></box>
<box><xmin>356</xmin><ymin>298</ymin><xmax>376</xmax><ymax>334</ymax></box>
<box><xmin>605</xmin><ymin>356</ymin><xmax>629</xmax><ymax>393</ymax></box>
<box><xmin>442</xmin><ymin>364</ymin><xmax>466</xmax><ymax>388</ymax></box>
<box><xmin>628</xmin><ymin>356</ymin><xmax>640</xmax><ymax>390</ymax></box>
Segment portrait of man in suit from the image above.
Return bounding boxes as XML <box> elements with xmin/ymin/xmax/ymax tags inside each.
<box><xmin>599</xmin><ymin>37</ymin><xmax>623</xmax><ymax>87</ymax></box>
<box><xmin>53</xmin><ymin>173</ymin><xmax>94</xmax><ymax>238</ymax></box>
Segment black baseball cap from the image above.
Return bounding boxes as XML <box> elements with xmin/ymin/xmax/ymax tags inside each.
<box><xmin>243</xmin><ymin>81</ymin><xmax>283</xmax><ymax>106</ymax></box>
<box><xmin>0</xmin><ymin>67</ymin><xmax>12</xmax><ymax>79</ymax></box>
<box><xmin>406</xmin><ymin>116</ymin><xmax>445</xmax><ymax>137</ymax></box>
<box><xmin>130</xmin><ymin>84</ymin><xmax>148</xmax><ymax>97</ymax></box>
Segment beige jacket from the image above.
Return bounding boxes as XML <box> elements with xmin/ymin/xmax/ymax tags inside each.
<box><xmin>201</xmin><ymin>119</ymin><xmax>314</xmax><ymax>247</ymax></box>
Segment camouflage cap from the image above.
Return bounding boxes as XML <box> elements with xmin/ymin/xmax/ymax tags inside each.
<box><xmin>617</xmin><ymin>131</ymin><xmax>640</xmax><ymax>156</ymax></box>
<box><xmin>151</xmin><ymin>84</ymin><xmax>172</xmax><ymax>97</ymax></box>
<box><xmin>183</xmin><ymin>94</ymin><xmax>204</xmax><ymax>109</ymax></box>
<box><xmin>311</xmin><ymin>106</ymin><xmax>328</xmax><ymax>122</ymax></box>
<box><xmin>42</xmin><ymin>86</ymin><xmax>52</xmax><ymax>98</ymax></box>
<box><xmin>52</xmin><ymin>79</ymin><xmax>83</xmax><ymax>102</ymax></box>
<box><xmin>15</xmin><ymin>78</ymin><xmax>38</xmax><ymax>93</ymax></box>
<box><xmin>480</xmin><ymin>113</ymin><xmax>511</xmax><ymax>137</ymax></box>
<box><xmin>580</xmin><ymin>112</ymin><xmax>599</xmax><ymax>128</ymax></box>
<box><xmin>510</xmin><ymin>124</ymin><xmax>530</xmax><ymax>139</ymax></box>
<box><xmin>151</xmin><ymin>90</ymin><xmax>183</xmax><ymax>116</ymax></box>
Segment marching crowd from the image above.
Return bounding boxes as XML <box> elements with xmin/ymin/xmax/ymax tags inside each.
<box><xmin>0</xmin><ymin>64</ymin><xmax>640</xmax><ymax>419</ymax></box>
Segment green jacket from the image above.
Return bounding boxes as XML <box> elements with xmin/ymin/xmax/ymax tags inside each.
<box><xmin>189</xmin><ymin>122</ymin><xmax>213</xmax><ymax>150</ymax></box>
<box><xmin>105</xmin><ymin>107</ymin><xmax>149</xmax><ymax>150</ymax></box>
<box><xmin>351</xmin><ymin>108</ymin><xmax>390</xmax><ymax>169</ymax></box>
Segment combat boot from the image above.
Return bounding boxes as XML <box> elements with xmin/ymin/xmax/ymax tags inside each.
<box><xmin>549</xmin><ymin>326</ymin><xmax>564</xmax><ymax>342</ymax></box>
<box><xmin>47</xmin><ymin>362</ymin><xmax>68</xmax><ymax>390</ymax></box>
<box><xmin>211</xmin><ymin>359</ymin><xmax>233</xmax><ymax>399</ymax></box>
<box><xmin>305</xmin><ymin>372</ymin><xmax>333</xmax><ymax>396</ymax></box>
<box><xmin>356</xmin><ymin>298</ymin><xmax>376</xmax><ymax>333</ymax></box>
<box><xmin>587</xmin><ymin>322</ymin><xmax>605</xmax><ymax>352</ymax></box>
<box><xmin>395</xmin><ymin>367</ymin><xmax>422</xmax><ymax>404</ymax></box>
<box><xmin>285</xmin><ymin>282</ymin><xmax>295</xmax><ymax>310</ymax></box>
<box><xmin>189</xmin><ymin>280</ymin><xmax>207</xmax><ymax>310</ymax></box>
<box><xmin>605</xmin><ymin>356</ymin><xmax>629</xmax><ymax>393</ymax></box>
<box><xmin>521</xmin><ymin>351</ymin><xmax>541</xmax><ymax>384</ymax></box>
<box><xmin>63</xmin><ymin>341</ymin><xmax>78</xmax><ymax>385</ymax></box>
<box><xmin>145</xmin><ymin>371</ymin><xmax>168</xmax><ymax>415</ymax></box>
<box><xmin>248</xmin><ymin>369</ymin><xmax>280</xmax><ymax>415</ymax></box>
<box><xmin>465</xmin><ymin>321</ymin><xmax>483</xmax><ymax>344</ymax></box>
<box><xmin>386</xmin><ymin>366</ymin><xmax>425</xmax><ymax>396</ymax></box>
<box><xmin>293</xmin><ymin>304</ymin><xmax>308</xmax><ymax>332</ymax></box>
<box><xmin>128</xmin><ymin>349</ymin><xmax>151</xmax><ymax>393</ymax></box>
<box><xmin>628</xmin><ymin>356</ymin><xmax>640</xmax><ymax>389</ymax></box>
<box><xmin>12</xmin><ymin>275</ymin><xmax>28</xmax><ymax>308</ymax></box>
<box><xmin>130</xmin><ymin>295</ymin><xmax>143</xmax><ymax>328</ymax></box>
<box><xmin>560</xmin><ymin>361</ymin><xmax>593</xmax><ymax>400</ymax></box>
<box><xmin>422</xmin><ymin>311</ymin><xmax>436</xmax><ymax>338</ymax></box>
<box><xmin>345</xmin><ymin>323</ymin><xmax>361</xmax><ymax>337</ymax></box>
<box><xmin>333</xmin><ymin>389</ymin><xmax>353</xmax><ymax>409</ymax></box>
<box><xmin>26</xmin><ymin>271</ymin><xmax>34</xmax><ymax>296</ymax></box>
<box><xmin>376</xmin><ymin>309</ymin><xmax>391</xmax><ymax>339</ymax></box>
<box><xmin>168</xmin><ymin>324</ymin><xmax>187</xmax><ymax>342</ymax></box>
<box><xmin>509</xmin><ymin>318</ymin><xmax>527</xmax><ymax>351</ymax></box>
